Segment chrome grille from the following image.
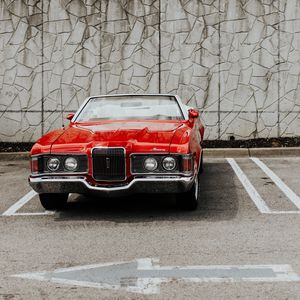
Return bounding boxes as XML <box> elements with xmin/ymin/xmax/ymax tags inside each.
<box><xmin>92</xmin><ymin>148</ymin><xmax>126</xmax><ymax>181</ymax></box>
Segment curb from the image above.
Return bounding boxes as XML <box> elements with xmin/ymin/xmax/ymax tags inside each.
<box><xmin>204</xmin><ymin>148</ymin><xmax>249</xmax><ymax>158</ymax></box>
<box><xmin>204</xmin><ymin>147</ymin><xmax>300</xmax><ymax>158</ymax></box>
<box><xmin>249</xmin><ymin>147</ymin><xmax>300</xmax><ymax>157</ymax></box>
<box><xmin>0</xmin><ymin>148</ymin><xmax>299</xmax><ymax>160</ymax></box>
<box><xmin>0</xmin><ymin>152</ymin><xmax>30</xmax><ymax>161</ymax></box>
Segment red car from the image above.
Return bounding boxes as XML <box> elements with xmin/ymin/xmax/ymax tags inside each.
<box><xmin>29</xmin><ymin>94</ymin><xmax>205</xmax><ymax>211</ymax></box>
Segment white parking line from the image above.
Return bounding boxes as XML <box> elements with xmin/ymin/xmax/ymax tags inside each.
<box><xmin>265</xmin><ymin>211</ymin><xmax>300</xmax><ymax>214</ymax></box>
<box><xmin>251</xmin><ymin>157</ymin><xmax>300</xmax><ymax>210</ymax></box>
<box><xmin>2</xmin><ymin>190</ymin><xmax>37</xmax><ymax>216</ymax></box>
<box><xmin>12</xmin><ymin>212</ymin><xmax>55</xmax><ymax>216</ymax></box>
<box><xmin>2</xmin><ymin>190</ymin><xmax>55</xmax><ymax>216</ymax></box>
<box><xmin>227</xmin><ymin>158</ymin><xmax>271</xmax><ymax>213</ymax></box>
<box><xmin>227</xmin><ymin>158</ymin><xmax>300</xmax><ymax>215</ymax></box>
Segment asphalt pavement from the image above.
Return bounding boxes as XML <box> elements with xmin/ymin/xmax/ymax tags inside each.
<box><xmin>0</xmin><ymin>157</ymin><xmax>300</xmax><ymax>299</ymax></box>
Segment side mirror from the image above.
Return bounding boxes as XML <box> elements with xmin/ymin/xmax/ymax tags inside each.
<box><xmin>66</xmin><ymin>113</ymin><xmax>75</xmax><ymax>121</ymax></box>
<box><xmin>188</xmin><ymin>109</ymin><xmax>199</xmax><ymax>119</ymax></box>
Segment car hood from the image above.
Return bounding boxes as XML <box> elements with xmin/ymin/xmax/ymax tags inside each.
<box><xmin>50</xmin><ymin>121</ymin><xmax>187</xmax><ymax>153</ymax></box>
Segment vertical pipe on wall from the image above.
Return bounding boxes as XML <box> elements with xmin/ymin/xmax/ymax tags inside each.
<box><xmin>217</xmin><ymin>0</ymin><xmax>221</xmax><ymax>140</ymax></box>
<box><xmin>277</xmin><ymin>1</ymin><xmax>281</xmax><ymax>138</ymax></box>
<box><xmin>99</xmin><ymin>0</ymin><xmax>102</xmax><ymax>95</ymax></box>
<box><xmin>158</xmin><ymin>0</ymin><xmax>161</xmax><ymax>94</ymax></box>
<box><xmin>41</xmin><ymin>0</ymin><xmax>44</xmax><ymax>136</ymax></box>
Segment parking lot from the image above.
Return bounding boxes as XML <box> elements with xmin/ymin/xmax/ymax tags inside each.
<box><xmin>0</xmin><ymin>156</ymin><xmax>300</xmax><ymax>299</ymax></box>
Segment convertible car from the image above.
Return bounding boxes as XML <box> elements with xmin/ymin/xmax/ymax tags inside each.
<box><xmin>29</xmin><ymin>94</ymin><xmax>205</xmax><ymax>211</ymax></box>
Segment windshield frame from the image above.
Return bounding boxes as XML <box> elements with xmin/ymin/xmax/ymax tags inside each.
<box><xmin>73</xmin><ymin>94</ymin><xmax>187</xmax><ymax>123</ymax></box>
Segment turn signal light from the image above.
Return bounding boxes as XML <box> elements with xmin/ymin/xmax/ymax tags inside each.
<box><xmin>182</xmin><ymin>154</ymin><xmax>193</xmax><ymax>174</ymax></box>
<box><xmin>30</xmin><ymin>157</ymin><xmax>39</xmax><ymax>174</ymax></box>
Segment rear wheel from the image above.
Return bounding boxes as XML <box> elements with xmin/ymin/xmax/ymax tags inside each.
<box><xmin>177</xmin><ymin>175</ymin><xmax>199</xmax><ymax>211</ymax></box>
<box><xmin>39</xmin><ymin>193</ymin><xmax>68</xmax><ymax>210</ymax></box>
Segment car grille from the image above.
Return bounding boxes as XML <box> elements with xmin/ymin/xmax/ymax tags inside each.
<box><xmin>92</xmin><ymin>148</ymin><xmax>126</xmax><ymax>181</ymax></box>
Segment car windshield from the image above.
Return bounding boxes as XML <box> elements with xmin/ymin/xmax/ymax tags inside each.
<box><xmin>75</xmin><ymin>96</ymin><xmax>184</xmax><ymax>122</ymax></box>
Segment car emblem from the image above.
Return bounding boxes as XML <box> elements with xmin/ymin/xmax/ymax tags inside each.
<box><xmin>106</xmin><ymin>157</ymin><xmax>110</xmax><ymax>169</ymax></box>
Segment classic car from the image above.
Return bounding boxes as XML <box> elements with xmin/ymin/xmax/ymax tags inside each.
<box><xmin>29</xmin><ymin>94</ymin><xmax>205</xmax><ymax>211</ymax></box>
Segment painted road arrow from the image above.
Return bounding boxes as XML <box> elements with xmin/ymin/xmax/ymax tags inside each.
<box><xmin>13</xmin><ymin>258</ymin><xmax>300</xmax><ymax>294</ymax></box>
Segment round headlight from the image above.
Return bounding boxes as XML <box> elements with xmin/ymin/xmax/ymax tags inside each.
<box><xmin>47</xmin><ymin>157</ymin><xmax>60</xmax><ymax>171</ymax></box>
<box><xmin>162</xmin><ymin>157</ymin><xmax>176</xmax><ymax>171</ymax></box>
<box><xmin>144</xmin><ymin>157</ymin><xmax>158</xmax><ymax>171</ymax></box>
<box><xmin>64</xmin><ymin>157</ymin><xmax>78</xmax><ymax>171</ymax></box>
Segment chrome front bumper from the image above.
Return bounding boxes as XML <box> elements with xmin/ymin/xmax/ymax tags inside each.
<box><xmin>29</xmin><ymin>175</ymin><xmax>195</xmax><ymax>197</ymax></box>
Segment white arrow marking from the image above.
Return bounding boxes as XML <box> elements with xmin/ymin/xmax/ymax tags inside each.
<box><xmin>12</xmin><ymin>258</ymin><xmax>300</xmax><ymax>294</ymax></box>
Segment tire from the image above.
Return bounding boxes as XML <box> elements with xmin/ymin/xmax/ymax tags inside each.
<box><xmin>177</xmin><ymin>175</ymin><xmax>199</xmax><ymax>211</ymax></box>
<box><xmin>199</xmin><ymin>150</ymin><xmax>204</xmax><ymax>174</ymax></box>
<box><xmin>39</xmin><ymin>193</ymin><xmax>69</xmax><ymax>210</ymax></box>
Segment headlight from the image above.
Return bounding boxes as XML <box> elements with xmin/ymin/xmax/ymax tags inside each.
<box><xmin>64</xmin><ymin>157</ymin><xmax>78</xmax><ymax>171</ymax></box>
<box><xmin>47</xmin><ymin>157</ymin><xmax>60</xmax><ymax>171</ymax></box>
<box><xmin>162</xmin><ymin>157</ymin><xmax>176</xmax><ymax>171</ymax></box>
<box><xmin>144</xmin><ymin>157</ymin><xmax>158</xmax><ymax>171</ymax></box>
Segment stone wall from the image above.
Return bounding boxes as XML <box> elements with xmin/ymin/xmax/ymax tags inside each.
<box><xmin>0</xmin><ymin>0</ymin><xmax>299</xmax><ymax>141</ymax></box>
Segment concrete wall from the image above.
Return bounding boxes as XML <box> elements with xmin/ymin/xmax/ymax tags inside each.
<box><xmin>0</xmin><ymin>0</ymin><xmax>300</xmax><ymax>141</ymax></box>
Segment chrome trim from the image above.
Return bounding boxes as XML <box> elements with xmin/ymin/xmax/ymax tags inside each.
<box><xmin>29</xmin><ymin>175</ymin><xmax>194</xmax><ymax>193</ymax></box>
<box><xmin>91</xmin><ymin>146</ymin><xmax>127</xmax><ymax>182</ymax></box>
<box><xmin>129</xmin><ymin>152</ymin><xmax>181</xmax><ymax>156</ymax></box>
<box><xmin>132</xmin><ymin>171</ymin><xmax>192</xmax><ymax>176</ymax></box>
<box><xmin>30</xmin><ymin>172</ymin><xmax>88</xmax><ymax>178</ymax></box>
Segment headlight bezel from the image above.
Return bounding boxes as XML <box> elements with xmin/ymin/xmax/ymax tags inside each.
<box><xmin>30</xmin><ymin>154</ymin><xmax>88</xmax><ymax>176</ymax></box>
<box><xmin>131</xmin><ymin>154</ymin><xmax>192</xmax><ymax>175</ymax></box>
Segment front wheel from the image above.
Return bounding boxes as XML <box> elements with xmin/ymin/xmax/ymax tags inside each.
<box><xmin>176</xmin><ymin>175</ymin><xmax>199</xmax><ymax>211</ymax></box>
<box><xmin>199</xmin><ymin>151</ymin><xmax>204</xmax><ymax>174</ymax></box>
<box><xmin>39</xmin><ymin>193</ymin><xmax>69</xmax><ymax>210</ymax></box>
